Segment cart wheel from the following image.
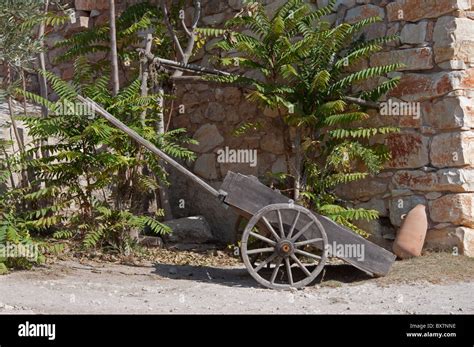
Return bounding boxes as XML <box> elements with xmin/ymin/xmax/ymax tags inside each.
<box><xmin>241</xmin><ymin>203</ymin><xmax>328</xmax><ymax>290</ymax></box>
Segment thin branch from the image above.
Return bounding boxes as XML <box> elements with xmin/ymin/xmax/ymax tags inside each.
<box><xmin>181</xmin><ymin>17</ymin><xmax>192</xmax><ymax>37</ymax></box>
<box><xmin>109</xmin><ymin>0</ymin><xmax>120</xmax><ymax>95</ymax></box>
<box><xmin>342</xmin><ymin>96</ymin><xmax>379</xmax><ymax>110</ymax></box>
<box><xmin>139</xmin><ymin>33</ymin><xmax>153</xmax><ymax>124</ymax></box>
<box><xmin>191</xmin><ymin>0</ymin><xmax>201</xmax><ymax>29</ymax></box>
<box><xmin>183</xmin><ymin>0</ymin><xmax>201</xmax><ymax>60</ymax></box>
<box><xmin>173</xmin><ymin>0</ymin><xmax>201</xmax><ymax>77</ymax></box>
<box><xmin>146</xmin><ymin>55</ymin><xmax>230</xmax><ymax>76</ymax></box>
<box><xmin>160</xmin><ymin>0</ymin><xmax>184</xmax><ymax>60</ymax></box>
<box><xmin>170</xmin><ymin>75</ymin><xmax>251</xmax><ymax>89</ymax></box>
<box><xmin>165</xmin><ymin>98</ymin><xmax>174</xmax><ymax>132</ymax></box>
<box><xmin>149</xmin><ymin>54</ymin><xmax>381</xmax><ymax>110</ymax></box>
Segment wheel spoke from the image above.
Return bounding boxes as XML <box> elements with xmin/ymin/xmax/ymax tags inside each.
<box><xmin>270</xmin><ymin>257</ymin><xmax>283</xmax><ymax>284</ymax></box>
<box><xmin>295</xmin><ymin>238</ymin><xmax>323</xmax><ymax>247</ymax></box>
<box><xmin>249</xmin><ymin>231</ymin><xmax>276</xmax><ymax>246</ymax></box>
<box><xmin>242</xmin><ymin>204</ymin><xmax>328</xmax><ymax>289</ymax></box>
<box><xmin>276</xmin><ymin>210</ymin><xmax>285</xmax><ymax>238</ymax></box>
<box><xmin>246</xmin><ymin>247</ymin><xmax>275</xmax><ymax>255</ymax></box>
<box><xmin>291</xmin><ymin>220</ymin><xmax>314</xmax><ymax>242</ymax></box>
<box><xmin>285</xmin><ymin>257</ymin><xmax>293</xmax><ymax>286</ymax></box>
<box><xmin>262</xmin><ymin>216</ymin><xmax>281</xmax><ymax>241</ymax></box>
<box><xmin>290</xmin><ymin>254</ymin><xmax>311</xmax><ymax>277</ymax></box>
<box><xmin>295</xmin><ymin>248</ymin><xmax>322</xmax><ymax>261</ymax></box>
<box><xmin>254</xmin><ymin>253</ymin><xmax>277</xmax><ymax>272</ymax></box>
<box><xmin>287</xmin><ymin>210</ymin><xmax>300</xmax><ymax>239</ymax></box>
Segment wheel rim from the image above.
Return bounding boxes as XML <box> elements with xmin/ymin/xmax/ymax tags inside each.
<box><xmin>241</xmin><ymin>203</ymin><xmax>328</xmax><ymax>289</ymax></box>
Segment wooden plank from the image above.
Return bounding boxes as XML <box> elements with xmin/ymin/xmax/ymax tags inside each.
<box><xmin>222</xmin><ymin>171</ymin><xmax>290</xmax><ymax>213</ymax></box>
<box><xmin>312</xmin><ymin>215</ymin><xmax>396</xmax><ymax>276</ymax></box>
<box><xmin>221</xmin><ymin>172</ymin><xmax>396</xmax><ymax>276</ymax></box>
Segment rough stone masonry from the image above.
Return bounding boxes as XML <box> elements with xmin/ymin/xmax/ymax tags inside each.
<box><xmin>171</xmin><ymin>0</ymin><xmax>474</xmax><ymax>256</ymax></box>
<box><xmin>1</xmin><ymin>0</ymin><xmax>473</xmax><ymax>255</ymax></box>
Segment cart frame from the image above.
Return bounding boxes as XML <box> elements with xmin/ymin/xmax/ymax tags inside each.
<box><xmin>79</xmin><ymin>96</ymin><xmax>396</xmax><ymax>290</ymax></box>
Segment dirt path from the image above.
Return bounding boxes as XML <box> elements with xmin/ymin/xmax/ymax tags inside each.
<box><xmin>0</xmin><ymin>260</ymin><xmax>473</xmax><ymax>314</ymax></box>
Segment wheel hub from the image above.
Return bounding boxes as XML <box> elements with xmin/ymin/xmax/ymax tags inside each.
<box><xmin>276</xmin><ymin>240</ymin><xmax>294</xmax><ymax>257</ymax></box>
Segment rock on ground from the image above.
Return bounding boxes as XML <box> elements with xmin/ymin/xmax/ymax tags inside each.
<box><xmin>163</xmin><ymin>216</ymin><xmax>214</xmax><ymax>244</ymax></box>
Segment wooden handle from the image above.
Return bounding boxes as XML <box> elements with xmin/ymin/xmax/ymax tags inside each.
<box><xmin>77</xmin><ymin>95</ymin><xmax>220</xmax><ymax>198</ymax></box>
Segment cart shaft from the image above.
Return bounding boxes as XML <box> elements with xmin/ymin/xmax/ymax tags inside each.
<box><xmin>78</xmin><ymin>96</ymin><xmax>220</xmax><ymax>198</ymax></box>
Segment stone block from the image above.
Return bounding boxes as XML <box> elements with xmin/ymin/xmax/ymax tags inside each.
<box><xmin>389</xmin><ymin>195</ymin><xmax>427</xmax><ymax>227</ymax></box>
<box><xmin>434</xmin><ymin>17</ymin><xmax>474</xmax><ymax>64</ymax></box>
<box><xmin>189</xmin><ymin>124</ymin><xmax>224</xmax><ymax>153</ymax></box>
<box><xmin>75</xmin><ymin>0</ymin><xmax>109</xmax><ymax>11</ymax></box>
<box><xmin>163</xmin><ymin>216</ymin><xmax>214</xmax><ymax>244</ymax></box>
<box><xmin>370</xmin><ymin>47</ymin><xmax>433</xmax><ymax>71</ymax></box>
<box><xmin>430</xmin><ymin>131</ymin><xmax>474</xmax><ymax>168</ymax></box>
<box><xmin>387</xmin><ymin>0</ymin><xmax>471</xmax><ymax>22</ymax></box>
<box><xmin>260</xmin><ymin>133</ymin><xmax>285</xmax><ymax>154</ymax></box>
<box><xmin>423</xmin><ymin>97</ymin><xmax>474</xmax><ymax>130</ymax></box>
<box><xmin>429</xmin><ymin>193</ymin><xmax>474</xmax><ymax>227</ymax></box>
<box><xmin>385</xmin><ymin>133</ymin><xmax>430</xmax><ymax>169</ymax></box>
<box><xmin>400</xmin><ymin>22</ymin><xmax>428</xmax><ymax>44</ymax></box>
<box><xmin>194</xmin><ymin>154</ymin><xmax>218</xmax><ymax>180</ymax></box>
<box><xmin>336</xmin><ymin>177</ymin><xmax>388</xmax><ymax>201</ymax></box>
<box><xmin>345</xmin><ymin>4</ymin><xmax>384</xmax><ymax>24</ymax></box>
<box><xmin>425</xmin><ymin>226</ymin><xmax>474</xmax><ymax>256</ymax></box>
<box><xmin>393</xmin><ymin>168</ymin><xmax>474</xmax><ymax>192</ymax></box>
<box><xmin>389</xmin><ymin>71</ymin><xmax>467</xmax><ymax>102</ymax></box>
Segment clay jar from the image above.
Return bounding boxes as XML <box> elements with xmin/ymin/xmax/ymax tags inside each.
<box><xmin>393</xmin><ymin>204</ymin><xmax>428</xmax><ymax>259</ymax></box>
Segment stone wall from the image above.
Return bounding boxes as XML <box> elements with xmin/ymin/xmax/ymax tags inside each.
<box><xmin>1</xmin><ymin>0</ymin><xmax>473</xmax><ymax>254</ymax></box>
<box><xmin>327</xmin><ymin>0</ymin><xmax>474</xmax><ymax>257</ymax></box>
<box><xmin>170</xmin><ymin>0</ymin><xmax>474</xmax><ymax>254</ymax></box>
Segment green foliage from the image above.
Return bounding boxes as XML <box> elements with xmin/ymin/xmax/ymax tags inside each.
<box><xmin>0</xmin><ymin>140</ymin><xmax>43</xmax><ymax>273</ymax></box>
<box><xmin>0</xmin><ymin>0</ymin><xmax>43</xmax><ymax>68</ymax></box>
<box><xmin>4</xmin><ymin>4</ymin><xmax>192</xmax><ymax>254</ymax></box>
<box><xmin>16</xmin><ymin>61</ymin><xmax>186</xmax><ymax>251</ymax></box>
<box><xmin>232</xmin><ymin>121</ymin><xmax>263</xmax><ymax>136</ymax></box>
<box><xmin>209</xmin><ymin>0</ymin><xmax>401</xmax><ymax>236</ymax></box>
<box><xmin>54</xmin><ymin>2</ymin><xmax>171</xmax><ymax>69</ymax></box>
<box><xmin>0</xmin><ymin>0</ymin><xmax>66</xmax><ymax>74</ymax></box>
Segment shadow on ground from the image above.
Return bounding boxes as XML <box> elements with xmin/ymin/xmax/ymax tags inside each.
<box><xmin>152</xmin><ymin>263</ymin><xmax>257</xmax><ymax>288</ymax></box>
<box><xmin>152</xmin><ymin>262</ymin><xmax>373</xmax><ymax>289</ymax></box>
<box><xmin>319</xmin><ymin>264</ymin><xmax>373</xmax><ymax>284</ymax></box>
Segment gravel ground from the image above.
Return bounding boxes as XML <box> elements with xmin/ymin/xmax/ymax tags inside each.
<box><xmin>0</xmin><ymin>260</ymin><xmax>473</xmax><ymax>314</ymax></box>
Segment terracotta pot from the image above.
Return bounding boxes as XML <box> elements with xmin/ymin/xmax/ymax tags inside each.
<box><xmin>393</xmin><ymin>204</ymin><xmax>428</xmax><ymax>259</ymax></box>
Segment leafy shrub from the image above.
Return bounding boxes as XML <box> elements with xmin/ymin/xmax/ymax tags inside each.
<box><xmin>0</xmin><ymin>140</ymin><xmax>43</xmax><ymax>273</ymax></box>
<box><xmin>206</xmin><ymin>0</ymin><xmax>402</xmax><ymax>236</ymax></box>
<box><xmin>10</xmin><ymin>4</ymin><xmax>196</xmax><ymax>253</ymax></box>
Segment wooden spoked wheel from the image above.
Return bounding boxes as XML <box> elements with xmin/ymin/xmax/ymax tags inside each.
<box><xmin>241</xmin><ymin>203</ymin><xmax>328</xmax><ymax>290</ymax></box>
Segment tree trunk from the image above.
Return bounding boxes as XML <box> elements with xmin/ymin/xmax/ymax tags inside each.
<box><xmin>293</xmin><ymin>128</ymin><xmax>302</xmax><ymax>202</ymax></box>
<box><xmin>6</xmin><ymin>65</ymin><xmax>28</xmax><ymax>188</ymax></box>
<box><xmin>1</xmin><ymin>147</ymin><xmax>16</xmax><ymax>188</ymax></box>
<box><xmin>37</xmin><ymin>0</ymin><xmax>50</xmax><ymax>157</ymax></box>
<box><xmin>21</xmin><ymin>69</ymin><xmax>39</xmax><ymax>191</ymax></box>
<box><xmin>139</xmin><ymin>34</ymin><xmax>152</xmax><ymax>125</ymax></box>
<box><xmin>109</xmin><ymin>0</ymin><xmax>119</xmax><ymax>96</ymax></box>
<box><xmin>6</xmin><ymin>65</ymin><xmax>25</xmax><ymax>154</ymax></box>
<box><xmin>130</xmin><ymin>33</ymin><xmax>153</xmax><ymax>217</ymax></box>
<box><xmin>108</xmin><ymin>0</ymin><xmax>126</xmax><ymax>213</ymax></box>
<box><xmin>156</xmin><ymin>85</ymin><xmax>174</xmax><ymax>220</ymax></box>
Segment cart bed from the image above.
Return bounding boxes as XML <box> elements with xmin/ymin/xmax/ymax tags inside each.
<box><xmin>221</xmin><ymin>171</ymin><xmax>396</xmax><ymax>277</ymax></box>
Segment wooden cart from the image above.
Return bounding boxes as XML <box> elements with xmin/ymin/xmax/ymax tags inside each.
<box><xmin>80</xmin><ymin>96</ymin><xmax>396</xmax><ymax>290</ymax></box>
